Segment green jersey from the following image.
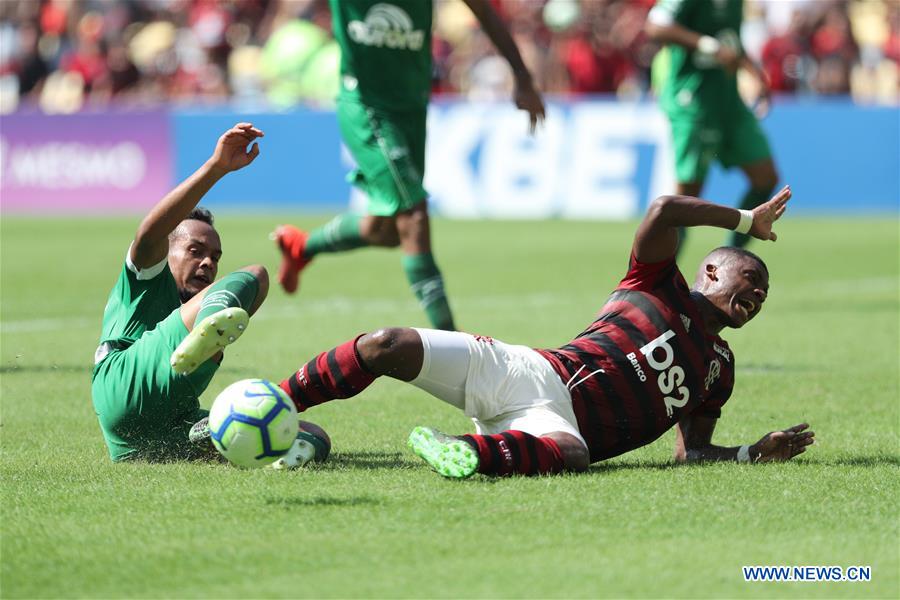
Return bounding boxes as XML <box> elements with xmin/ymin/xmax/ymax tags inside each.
<box><xmin>330</xmin><ymin>0</ymin><xmax>433</xmax><ymax>110</ymax></box>
<box><xmin>652</xmin><ymin>0</ymin><xmax>744</xmax><ymax>118</ymax></box>
<box><xmin>92</xmin><ymin>250</ymin><xmax>217</xmax><ymax>461</ymax></box>
<box><xmin>96</xmin><ymin>251</ymin><xmax>180</xmax><ymax>351</ymax></box>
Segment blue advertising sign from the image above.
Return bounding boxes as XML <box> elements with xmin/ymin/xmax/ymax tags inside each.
<box><xmin>172</xmin><ymin>98</ymin><xmax>897</xmax><ymax>217</ymax></box>
<box><xmin>170</xmin><ymin>108</ymin><xmax>350</xmax><ymax>212</ymax></box>
<box><xmin>2</xmin><ymin>99</ymin><xmax>895</xmax><ymax>216</ymax></box>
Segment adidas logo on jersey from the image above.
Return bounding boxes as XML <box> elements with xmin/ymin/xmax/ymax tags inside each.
<box><xmin>347</xmin><ymin>4</ymin><xmax>425</xmax><ymax>51</ymax></box>
<box><xmin>680</xmin><ymin>313</ymin><xmax>691</xmax><ymax>332</ymax></box>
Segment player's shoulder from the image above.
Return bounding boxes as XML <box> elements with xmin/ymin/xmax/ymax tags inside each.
<box><xmin>619</xmin><ymin>251</ymin><xmax>680</xmax><ymax>290</ymax></box>
<box><xmin>124</xmin><ymin>243</ymin><xmax>170</xmax><ymax>282</ymax></box>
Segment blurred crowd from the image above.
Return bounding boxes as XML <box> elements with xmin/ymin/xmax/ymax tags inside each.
<box><xmin>1</xmin><ymin>0</ymin><xmax>897</xmax><ymax>114</ymax></box>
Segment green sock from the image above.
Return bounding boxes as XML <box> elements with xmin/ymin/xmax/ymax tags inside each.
<box><xmin>402</xmin><ymin>253</ymin><xmax>455</xmax><ymax>331</ymax></box>
<box><xmin>729</xmin><ymin>188</ymin><xmax>773</xmax><ymax>248</ymax></box>
<box><xmin>195</xmin><ymin>271</ymin><xmax>260</xmax><ymax>324</ymax></box>
<box><xmin>304</xmin><ymin>214</ymin><xmax>368</xmax><ymax>258</ymax></box>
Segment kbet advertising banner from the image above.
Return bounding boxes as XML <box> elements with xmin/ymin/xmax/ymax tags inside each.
<box><xmin>0</xmin><ymin>111</ymin><xmax>172</xmax><ymax>213</ymax></box>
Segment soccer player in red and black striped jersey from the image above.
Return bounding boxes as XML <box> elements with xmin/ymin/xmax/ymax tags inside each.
<box><xmin>268</xmin><ymin>185</ymin><xmax>814</xmax><ymax>478</ymax></box>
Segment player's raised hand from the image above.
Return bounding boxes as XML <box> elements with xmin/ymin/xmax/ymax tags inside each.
<box><xmin>514</xmin><ymin>80</ymin><xmax>546</xmax><ymax>135</ymax></box>
<box><xmin>750</xmin><ymin>184</ymin><xmax>791</xmax><ymax>241</ymax></box>
<box><xmin>750</xmin><ymin>423</ymin><xmax>815</xmax><ymax>462</ymax></box>
<box><xmin>210</xmin><ymin>123</ymin><xmax>265</xmax><ymax>174</ymax></box>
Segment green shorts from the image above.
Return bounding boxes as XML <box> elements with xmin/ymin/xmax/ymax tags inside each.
<box><xmin>337</xmin><ymin>97</ymin><xmax>427</xmax><ymax>216</ymax></box>
<box><xmin>91</xmin><ymin>308</ymin><xmax>219</xmax><ymax>461</ymax></box>
<box><xmin>668</xmin><ymin>100</ymin><xmax>772</xmax><ymax>184</ymax></box>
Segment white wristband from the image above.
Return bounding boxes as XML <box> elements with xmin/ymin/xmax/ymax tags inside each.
<box><xmin>697</xmin><ymin>35</ymin><xmax>721</xmax><ymax>57</ymax></box>
<box><xmin>737</xmin><ymin>444</ymin><xmax>751</xmax><ymax>463</ymax></box>
<box><xmin>734</xmin><ymin>209</ymin><xmax>753</xmax><ymax>235</ymax></box>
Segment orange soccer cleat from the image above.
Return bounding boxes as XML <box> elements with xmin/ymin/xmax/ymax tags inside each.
<box><xmin>272</xmin><ymin>224</ymin><xmax>312</xmax><ymax>294</ymax></box>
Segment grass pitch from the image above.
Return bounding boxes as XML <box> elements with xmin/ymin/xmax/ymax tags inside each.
<box><xmin>1</xmin><ymin>216</ymin><xmax>898</xmax><ymax>599</ymax></box>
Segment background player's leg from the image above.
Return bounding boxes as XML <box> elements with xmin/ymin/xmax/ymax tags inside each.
<box><xmin>397</xmin><ymin>204</ymin><xmax>455</xmax><ymax>331</ymax></box>
<box><xmin>359</xmin><ymin>215</ymin><xmax>400</xmax><ymax>247</ymax></box>
<box><xmin>275</xmin><ymin>215</ymin><xmax>402</xmax><ymax>293</ymax></box>
<box><xmin>675</xmin><ymin>181</ymin><xmax>703</xmax><ymax>255</ymax></box>
<box><xmin>731</xmin><ymin>158</ymin><xmax>779</xmax><ymax>248</ymax></box>
<box><xmin>304</xmin><ymin>213</ymin><xmax>370</xmax><ymax>255</ymax></box>
<box><xmin>302</xmin><ymin>213</ymin><xmax>402</xmax><ymax>256</ymax></box>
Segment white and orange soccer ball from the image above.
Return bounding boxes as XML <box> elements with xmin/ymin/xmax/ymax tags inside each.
<box><xmin>208</xmin><ymin>379</ymin><xmax>298</xmax><ymax>468</ymax></box>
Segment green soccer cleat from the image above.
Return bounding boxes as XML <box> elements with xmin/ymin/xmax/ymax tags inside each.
<box><xmin>170</xmin><ymin>307</ymin><xmax>249</xmax><ymax>376</ymax></box>
<box><xmin>407</xmin><ymin>426</ymin><xmax>479</xmax><ymax>479</ymax></box>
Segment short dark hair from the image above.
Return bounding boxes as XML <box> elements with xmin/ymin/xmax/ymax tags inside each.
<box><xmin>706</xmin><ymin>246</ymin><xmax>769</xmax><ymax>276</ymax></box>
<box><xmin>186</xmin><ymin>206</ymin><xmax>214</xmax><ymax>226</ymax></box>
<box><xmin>169</xmin><ymin>206</ymin><xmax>215</xmax><ymax>241</ymax></box>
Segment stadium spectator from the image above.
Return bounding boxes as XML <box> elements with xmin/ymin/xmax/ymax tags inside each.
<box><xmin>1</xmin><ymin>0</ymin><xmax>897</xmax><ymax>114</ymax></box>
<box><xmin>760</xmin><ymin>11</ymin><xmax>810</xmax><ymax>93</ymax></box>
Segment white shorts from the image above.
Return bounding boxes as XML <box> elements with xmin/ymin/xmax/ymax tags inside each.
<box><xmin>410</xmin><ymin>329</ymin><xmax>587</xmax><ymax>449</ymax></box>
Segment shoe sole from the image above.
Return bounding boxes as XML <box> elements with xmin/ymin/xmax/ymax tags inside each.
<box><xmin>188</xmin><ymin>418</ymin><xmax>211</xmax><ymax>444</ymax></box>
<box><xmin>407</xmin><ymin>426</ymin><xmax>478</xmax><ymax>479</ymax></box>
<box><xmin>171</xmin><ymin>307</ymin><xmax>249</xmax><ymax>376</ymax></box>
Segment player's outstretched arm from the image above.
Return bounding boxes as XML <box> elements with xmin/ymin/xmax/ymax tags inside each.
<box><xmin>675</xmin><ymin>416</ymin><xmax>814</xmax><ymax>463</ymax></box>
<box><xmin>633</xmin><ymin>186</ymin><xmax>791</xmax><ymax>263</ymax></box>
<box><xmin>461</xmin><ymin>0</ymin><xmax>546</xmax><ymax>134</ymax></box>
<box><xmin>131</xmin><ymin>123</ymin><xmax>264</xmax><ymax>269</ymax></box>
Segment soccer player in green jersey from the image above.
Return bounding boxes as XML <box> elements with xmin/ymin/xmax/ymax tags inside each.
<box><xmin>274</xmin><ymin>0</ymin><xmax>546</xmax><ymax>331</ymax></box>
<box><xmin>91</xmin><ymin>123</ymin><xmax>329</xmax><ymax>464</ymax></box>
<box><xmin>646</xmin><ymin>0</ymin><xmax>779</xmax><ymax>249</ymax></box>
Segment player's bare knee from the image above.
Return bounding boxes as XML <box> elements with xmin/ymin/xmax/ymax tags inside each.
<box><xmin>238</xmin><ymin>265</ymin><xmax>269</xmax><ymax>307</ymax></box>
<box><xmin>358</xmin><ymin>327</ymin><xmax>402</xmax><ymax>362</ymax></box>
<box><xmin>563</xmin><ymin>444</ymin><xmax>590</xmax><ymax>472</ymax></box>
<box><xmin>753</xmin><ymin>175</ymin><xmax>778</xmax><ymax>192</ymax></box>
<box><xmin>377</xmin><ymin>229</ymin><xmax>401</xmax><ymax>248</ymax></box>
<box><xmin>360</xmin><ymin>217</ymin><xmax>400</xmax><ymax>247</ymax></box>
<box><xmin>399</xmin><ymin>207</ymin><xmax>427</xmax><ymax>230</ymax></box>
<box><xmin>238</xmin><ymin>264</ymin><xmax>268</xmax><ymax>285</ymax></box>
<box><xmin>747</xmin><ymin>161</ymin><xmax>778</xmax><ymax>191</ymax></box>
<box><xmin>547</xmin><ymin>432</ymin><xmax>590</xmax><ymax>472</ymax></box>
<box><xmin>357</xmin><ymin>327</ymin><xmax>422</xmax><ymax>378</ymax></box>
<box><xmin>370</xmin><ymin>229</ymin><xmax>401</xmax><ymax>247</ymax></box>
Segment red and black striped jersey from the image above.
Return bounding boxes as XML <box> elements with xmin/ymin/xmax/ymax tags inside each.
<box><xmin>537</xmin><ymin>253</ymin><xmax>735</xmax><ymax>462</ymax></box>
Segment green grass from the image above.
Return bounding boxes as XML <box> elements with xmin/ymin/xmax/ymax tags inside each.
<box><xmin>1</xmin><ymin>216</ymin><xmax>898</xmax><ymax>599</ymax></box>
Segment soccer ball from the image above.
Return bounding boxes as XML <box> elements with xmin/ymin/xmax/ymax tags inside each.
<box><xmin>208</xmin><ymin>379</ymin><xmax>298</xmax><ymax>468</ymax></box>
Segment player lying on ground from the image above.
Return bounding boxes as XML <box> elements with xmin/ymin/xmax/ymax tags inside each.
<box><xmin>272</xmin><ymin>0</ymin><xmax>546</xmax><ymax>331</ymax></box>
<box><xmin>195</xmin><ymin>185</ymin><xmax>814</xmax><ymax>477</ymax></box>
<box><xmin>91</xmin><ymin>123</ymin><xmax>329</xmax><ymax>465</ymax></box>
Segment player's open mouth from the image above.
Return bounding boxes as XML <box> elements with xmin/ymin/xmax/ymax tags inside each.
<box><xmin>193</xmin><ymin>275</ymin><xmax>211</xmax><ymax>286</ymax></box>
<box><xmin>735</xmin><ymin>297</ymin><xmax>756</xmax><ymax>320</ymax></box>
